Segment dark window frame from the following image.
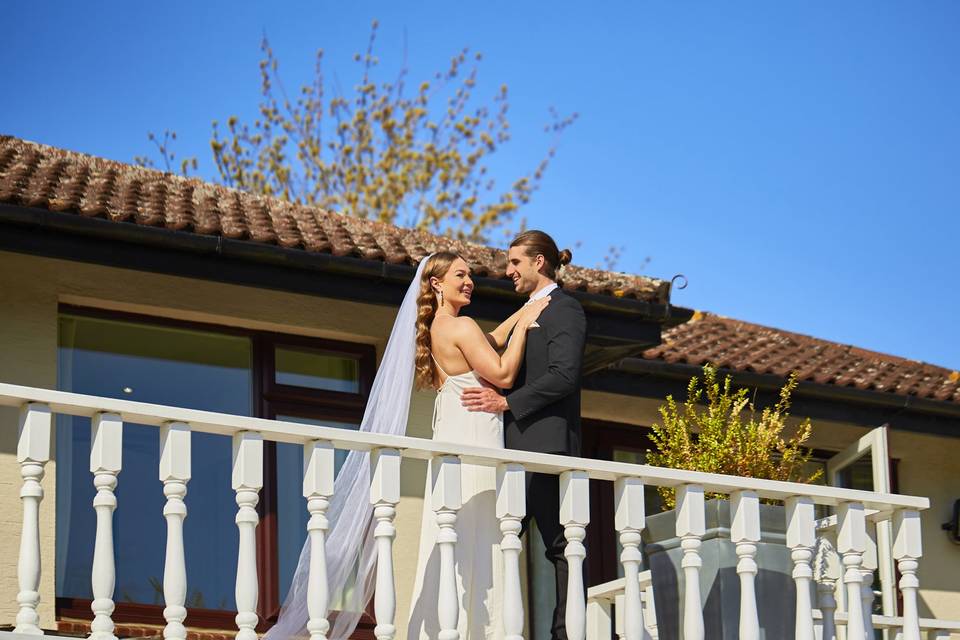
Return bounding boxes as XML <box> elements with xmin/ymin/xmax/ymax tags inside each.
<box><xmin>55</xmin><ymin>304</ymin><xmax>377</xmax><ymax>635</ymax></box>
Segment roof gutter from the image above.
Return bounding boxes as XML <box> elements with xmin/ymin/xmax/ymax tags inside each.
<box><xmin>612</xmin><ymin>357</ymin><xmax>960</xmax><ymax>421</ymax></box>
<box><xmin>0</xmin><ymin>204</ymin><xmax>690</xmax><ymax>324</ymax></box>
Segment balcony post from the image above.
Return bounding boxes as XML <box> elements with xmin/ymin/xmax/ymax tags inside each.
<box><xmin>586</xmin><ymin>598</ymin><xmax>611</xmax><ymax>640</ymax></box>
<box><xmin>731</xmin><ymin>491</ymin><xmax>760</xmax><ymax>640</ymax></box>
<box><xmin>675</xmin><ymin>485</ymin><xmax>705</xmax><ymax>640</ymax></box>
<box><xmin>861</xmin><ymin>522</ymin><xmax>879</xmax><ymax>640</ymax></box>
<box><xmin>232</xmin><ymin>431</ymin><xmax>263</xmax><ymax>640</ymax></box>
<box><xmin>785</xmin><ymin>496</ymin><xmax>815</xmax><ymax>640</ymax></box>
<box><xmin>15</xmin><ymin>403</ymin><xmax>51</xmax><ymax>635</ymax></box>
<box><xmin>304</xmin><ymin>440</ymin><xmax>336</xmax><ymax>640</ymax></box>
<box><xmin>893</xmin><ymin>509</ymin><xmax>923</xmax><ymax>640</ymax></box>
<box><xmin>370</xmin><ymin>448</ymin><xmax>401</xmax><ymax>640</ymax></box>
<box><xmin>614</xmin><ymin>477</ymin><xmax>646</xmax><ymax>640</ymax></box>
<box><xmin>561</xmin><ymin>470</ymin><xmax>590</xmax><ymax>640</ymax></box>
<box><xmin>496</xmin><ymin>463</ymin><xmax>526</xmax><ymax>640</ymax></box>
<box><xmin>837</xmin><ymin>502</ymin><xmax>867</xmax><ymax>640</ymax></box>
<box><xmin>432</xmin><ymin>455</ymin><xmax>462</xmax><ymax>640</ymax></box>
<box><xmin>159</xmin><ymin>423</ymin><xmax>192</xmax><ymax>640</ymax></box>
<box><xmin>89</xmin><ymin>413</ymin><xmax>123</xmax><ymax>640</ymax></box>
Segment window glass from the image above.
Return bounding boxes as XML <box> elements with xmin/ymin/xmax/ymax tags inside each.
<box><xmin>57</xmin><ymin>315</ymin><xmax>252</xmax><ymax>610</ymax></box>
<box><xmin>275</xmin><ymin>346</ymin><xmax>360</xmax><ymax>393</ymax></box>
<box><xmin>275</xmin><ymin>415</ymin><xmax>359</xmax><ymax>604</ymax></box>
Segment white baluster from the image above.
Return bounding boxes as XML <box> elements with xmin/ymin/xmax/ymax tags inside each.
<box><xmin>816</xmin><ymin>578</ymin><xmax>838</xmax><ymax>640</ymax></box>
<box><xmin>432</xmin><ymin>455</ymin><xmax>462</xmax><ymax>640</ymax></box>
<box><xmin>561</xmin><ymin>470</ymin><xmax>590</xmax><ymax>640</ymax></box>
<box><xmin>370</xmin><ymin>448</ymin><xmax>400</xmax><ymax>640</ymax></box>
<box><xmin>615</xmin><ymin>477</ymin><xmax>647</xmax><ymax>640</ymax></box>
<box><xmin>837</xmin><ymin>503</ymin><xmax>867</xmax><ymax>640</ymax></box>
<box><xmin>90</xmin><ymin>413</ymin><xmax>123</xmax><ymax>640</ymax></box>
<box><xmin>497</xmin><ymin>463</ymin><xmax>526</xmax><ymax>640</ymax></box>
<box><xmin>15</xmin><ymin>403</ymin><xmax>51</xmax><ymax>635</ymax></box>
<box><xmin>675</xmin><ymin>485</ymin><xmax>705</xmax><ymax>640</ymax></box>
<box><xmin>304</xmin><ymin>440</ymin><xmax>336</xmax><ymax>640</ymax></box>
<box><xmin>232</xmin><ymin>431</ymin><xmax>263</xmax><ymax>640</ymax></box>
<box><xmin>861</xmin><ymin>523</ymin><xmax>879</xmax><ymax>640</ymax></box>
<box><xmin>159</xmin><ymin>423</ymin><xmax>191</xmax><ymax>640</ymax></box>
<box><xmin>731</xmin><ymin>491</ymin><xmax>760</xmax><ymax>640</ymax></box>
<box><xmin>893</xmin><ymin>510</ymin><xmax>923</xmax><ymax>640</ymax></box>
<box><xmin>786</xmin><ymin>497</ymin><xmax>816</xmax><ymax>640</ymax></box>
<box><xmin>927</xmin><ymin>631</ymin><xmax>949</xmax><ymax>640</ymax></box>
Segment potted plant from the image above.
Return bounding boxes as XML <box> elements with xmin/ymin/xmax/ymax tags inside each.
<box><xmin>642</xmin><ymin>365</ymin><xmax>821</xmax><ymax>639</ymax></box>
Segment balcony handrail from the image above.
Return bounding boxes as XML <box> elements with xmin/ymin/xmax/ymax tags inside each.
<box><xmin>0</xmin><ymin>382</ymin><xmax>929</xmax><ymax>511</ymax></box>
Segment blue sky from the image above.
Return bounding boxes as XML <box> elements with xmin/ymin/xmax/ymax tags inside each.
<box><xmin>4</xmin><ymin>1</ymin><xmax>959</xmax><ymax>369</ymax></box>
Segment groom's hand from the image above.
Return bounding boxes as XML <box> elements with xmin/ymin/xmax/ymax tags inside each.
<box><xmin>461</xmin><ymin>387</ymin><xmax>508</xmax><ymax>413</ymax></box>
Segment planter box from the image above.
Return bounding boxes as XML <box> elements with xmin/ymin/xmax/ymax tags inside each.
<box><xmin>642</xmin><ymin>499</ymin><xmax>803</xmax><ymax>639</ymax></box>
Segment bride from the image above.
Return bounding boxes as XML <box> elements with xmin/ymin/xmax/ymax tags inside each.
<box><xmin>267</xmin><ymin>252</ymin><xmax>547</xmax><ymax>640</ymax></box>
<box><xmin>406</xmin><ymin>252</ymin><xmax>548</xmax><ymax>640</ymax></box>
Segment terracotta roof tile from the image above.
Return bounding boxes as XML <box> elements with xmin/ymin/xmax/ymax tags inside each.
<box><xmin>0</xmin><ymin>135</ymin><xmax>670</xmax><ymax>302</ymax></box>
<box><xmin>643</xmin><ymin>312</ymin><xmax>960</xmax><ymax>405</ymax></box>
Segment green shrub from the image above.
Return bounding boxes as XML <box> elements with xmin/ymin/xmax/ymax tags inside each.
<box><xmin>646</xmin><ymin>364</ymin><xmax>821</xmax><ymax>510</ymax></box>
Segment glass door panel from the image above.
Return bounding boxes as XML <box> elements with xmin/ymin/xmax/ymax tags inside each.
<box><xmin>826</xmin><ymin>426</ymin><xmax>896</xmax><ymax>625</ymax></box>
<box><xmin>57</xmin><ymin>315</ymin><xmax>252</xmax><ymax>610</ymax></box>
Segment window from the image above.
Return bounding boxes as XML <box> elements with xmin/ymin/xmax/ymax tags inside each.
<box><xmin>55</xmin><ymin>307</ymin><xmax>375</xmax><ymax>630</ymax></box>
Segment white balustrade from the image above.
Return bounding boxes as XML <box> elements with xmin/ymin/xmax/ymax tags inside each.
<box><xmin>561</xmin><ymin>470</ymin><xmax>590</xmax><ymax>640</ymax></box>
<box><xmin>90</xmin><ymin>412</ymin><xmax>123</xmax><ymax>640</ymax></box>
<box><xmin>304</xmin><ymin>440</ymin><xmax>336</xmax><ymax>640</ymax></box>
<box><xmin>675</xmin><ymin>485</ymin><xmax>705</xmax><ymax>640</ymax></box>
<box><xmin>0</xmin><ymin>383</ymin><xmax>949</xmax><ymax>640</ymax></box>
<box><xmin>496</xmin><ymin>463</ymin><xmax>526</xmax><ymax>640</ymax></box>
<box><xmin>370</xmin><ymin>448</ymin><xmax>401</xmax><ymax>640</ymax></box>
<box><xmin>894</xmin><ymin>509</ymin><xmax>923</xmax><ymax>640</ymax></box>
<box><xmin>614</xmin><ymin>477</ymin><xmax>646</xmax><ymax>640</ymax></box>
<box><xmin>432</xmin><ymin>455</ymin><xmax>462</xmax><ymax>640</ymax></box>
<box><xmin>232</xmin><ymin>431</ymin><xmax>263</xmax><ymax>640</ymax></box>
<box><xmin>837</xmin><ymin>502</ymin><xmax>867</xmax><ymax>640</ymax></box>
<box><xmin>15</xmin><ymin>403</ymin><xmax>51</xmax><ymax>635</ymax></box>
<box><xmin>159</xmin><ymin>423</ymin><xmax>191</xmax><ymax>640</ymax></box>
<box><xmin>731</xmin><ymin>490</ymin><xmax>760</xmax><ymax>640</ymax></box>
<box><xmin>786</xmin><ymin>496</ymin><xmax>816</xmax><ymax>640</ymax></box>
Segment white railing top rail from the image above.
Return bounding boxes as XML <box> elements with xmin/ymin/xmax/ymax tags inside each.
<box><xmin>812</xmin><ymin>610</ymin><xmax>960</xmax><ymax>632</ymax></box>
<box><xmin>0</xmin><ymin>382</ymin><xmax>929</xmax><ymax>511</ymax></box>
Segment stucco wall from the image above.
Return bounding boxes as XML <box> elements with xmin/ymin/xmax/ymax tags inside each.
<box><xmin>0</xmin><ymin>249</ymin><xmax>958</xmax><ymax>635</ymax></box>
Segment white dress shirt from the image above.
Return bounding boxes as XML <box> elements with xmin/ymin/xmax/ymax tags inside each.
<box><xmin>528</xmin><ymin>282</ymin><xmax>558</xmax><ymax>303</ymax></box>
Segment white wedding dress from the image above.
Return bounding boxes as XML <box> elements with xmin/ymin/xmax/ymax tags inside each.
<box><xmin>406</xmin><ymin>361</ymin><xmax>505</xmax><ymax>640</ymax></box>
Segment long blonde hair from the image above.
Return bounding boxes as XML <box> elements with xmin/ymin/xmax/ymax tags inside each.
<box><xmin>414</xmin><ymin>252</ymin><xmax>462</xmax><ymax>390</ymax></box>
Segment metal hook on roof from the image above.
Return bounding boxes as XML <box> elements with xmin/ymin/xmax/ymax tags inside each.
<box><xmin>671</xmin><ymin>274</ymin><xmax>688</xmax><ymax>291</ymax></box>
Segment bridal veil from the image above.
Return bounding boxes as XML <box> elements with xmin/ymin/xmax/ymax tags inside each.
<box><xmin>267</xmin><ymin>255</ymin><xmax>432</xmax><ymax>640</ymax></box>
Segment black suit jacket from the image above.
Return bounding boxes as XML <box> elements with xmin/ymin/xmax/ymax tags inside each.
<box><xmin>504</xmin><ymin>289</ymin><xmax>587</xmax><ymax>456</ymax></box>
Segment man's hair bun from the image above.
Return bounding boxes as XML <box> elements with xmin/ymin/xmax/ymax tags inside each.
<box><xmin>558</xmin><ymin>249</ymin><xmax>573</xmax><ymax>267</ymax></box>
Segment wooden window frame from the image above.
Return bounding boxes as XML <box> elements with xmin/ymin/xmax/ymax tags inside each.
<box><xmin>55</xmin><ymin>305</ymin><xmax>377</xmax><ymax>636</ymax></box>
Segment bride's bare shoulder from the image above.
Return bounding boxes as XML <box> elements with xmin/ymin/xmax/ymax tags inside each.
<box><xmin>432</xmin><ymin>314</ymin><xmax>481</xmax><ymax>338</ymax></box>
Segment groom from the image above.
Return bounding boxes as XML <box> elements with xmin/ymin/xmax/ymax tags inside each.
<box><xmin>461</xmin><ymin>229</ymin><xmax>587</xmax><ymax>640</ymax></box>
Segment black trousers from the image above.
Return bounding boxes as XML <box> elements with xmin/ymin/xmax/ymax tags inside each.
<box><xmin>522</xmin><ymin>471</ymin><xmax>587</xmax><ymax>640</ymax></box>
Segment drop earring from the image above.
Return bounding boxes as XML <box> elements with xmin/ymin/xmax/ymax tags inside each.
<box><xmin>438</xmin><ymin>289</ymin><xmax>445</xmax><ymax>307</ymax></box>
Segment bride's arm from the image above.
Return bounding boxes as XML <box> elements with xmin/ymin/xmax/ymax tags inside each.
<box><xmin>453</xmin><ymin>298</ymin><xmax>548</xmax><ymax>388</ymax></box>
<box><xmin>485</xmin><ymin>306</ymin><xmax>525</xmax><ymax>350</ymax></box>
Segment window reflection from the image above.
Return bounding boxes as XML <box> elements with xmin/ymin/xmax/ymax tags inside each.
<box><xmin>275</xmin><ymin>346</ymin><xmax>360</xmax><ymax>393</ymax></box>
